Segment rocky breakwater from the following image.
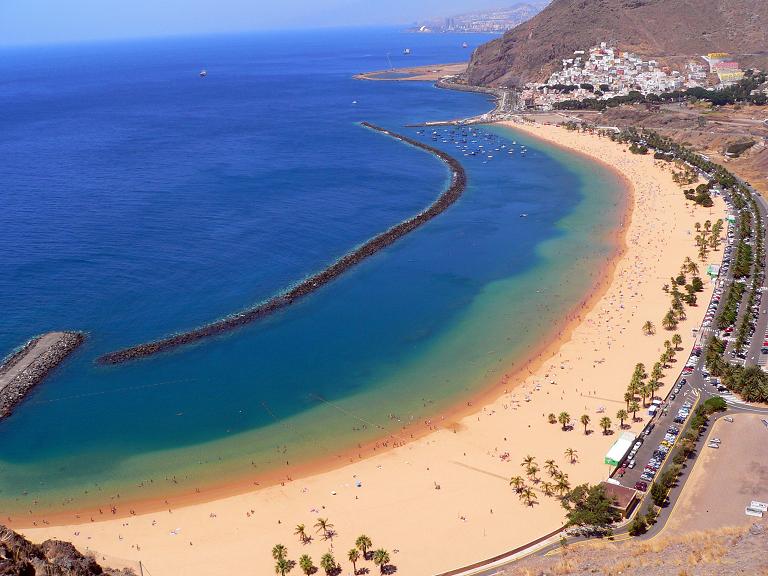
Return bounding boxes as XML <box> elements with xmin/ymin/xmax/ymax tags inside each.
<box><xmin>0</xmin><ymin>331</ymin><xmax>85</xmax><ymax>418</ymax></box>
<box><xmin>97</xmin><ymin>122</ymin><xmax>468</xmax><ymax>365</ymax></box>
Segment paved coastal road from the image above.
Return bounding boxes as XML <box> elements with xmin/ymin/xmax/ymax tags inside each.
<box><xmin>743</xmin><ymin>184</ymin><xmax>768</xmax><ymax>366</ymax></box>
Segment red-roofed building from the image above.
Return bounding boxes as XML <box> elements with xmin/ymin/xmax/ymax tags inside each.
<box><xmin>600</xmin><ymin>481</ymin><xmax>638</xmax><ymax>518</ymax></box>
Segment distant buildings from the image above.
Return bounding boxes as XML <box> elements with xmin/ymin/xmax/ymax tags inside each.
<box><xmin>703</xmin><ymin>52</ymin><xmax>746</xmax><ymax>84</ymax></box>
<box><xmin>519</xmin><ymin>42</ymin><xmax>746</xmax><ymax>110</ymax></box>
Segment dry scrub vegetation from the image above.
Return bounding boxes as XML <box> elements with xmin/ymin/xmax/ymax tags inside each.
<box><xmin>503</xmin><ymin>524</ymin><xmax>768</xmax><ymax>576</ymax></box>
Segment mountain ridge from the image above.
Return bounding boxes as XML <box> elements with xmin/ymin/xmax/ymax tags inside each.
<box><xmin>467</xmin><ymin>0</ymin><xmax>768</xmax><ymax>87</ymax></box>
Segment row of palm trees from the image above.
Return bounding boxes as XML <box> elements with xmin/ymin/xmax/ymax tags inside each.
<box><xmin>694</xmin><ymin>220</ymin><xmax>724</xmax><ymax>262</ymax></box>
<box><xmin>509</xmin><ymin>454</ymin><xmax>574</xmax><ymax>507</ymax></box>
<box><xmin>652</xmin><ymin>256</ymin><xmax>705</xmax><ymax>333</ymax></box>
<box><xmin>273</xmin><ymin>533</ymin><xmax>391</xmax><ymax>575</ymax></box>
<box><xmin>622</xmin><ymin>336</ymin><xmax>682</xmax><ymax>423</ymax></box>
<box><xmin>547</xmin><ymin>411</ymin><xmax>614</xmax><ymax>435</ymax></box>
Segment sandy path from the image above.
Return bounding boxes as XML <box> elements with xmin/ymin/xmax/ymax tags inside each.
<box><xmin>22</xmin><ymin>123</ymin><xmax>725</xmax><ymax>576</ymax></box>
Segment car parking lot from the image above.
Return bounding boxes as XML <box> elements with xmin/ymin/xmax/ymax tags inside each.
<box><xmin>614</xmin><ymin>375</ymin><xmax>698</xmax><ymax>490</ymax></box>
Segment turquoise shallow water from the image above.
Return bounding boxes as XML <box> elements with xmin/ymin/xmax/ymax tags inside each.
<box><xmin>0</xmin><ymin>30</ymin><xmax>626</xmax><ymax>515</ymax></box>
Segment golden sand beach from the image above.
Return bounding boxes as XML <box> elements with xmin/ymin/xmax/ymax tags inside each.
<box><xmin>22</xmin><ymin>121</ymin><xmax>725</xmax><ymax>576</ymax></box>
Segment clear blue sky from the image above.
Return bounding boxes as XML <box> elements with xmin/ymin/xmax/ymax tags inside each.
<box><xmin>0</xmin><ymin>0</ymin><xmax>512</xmax><ymax>46</ymax></box>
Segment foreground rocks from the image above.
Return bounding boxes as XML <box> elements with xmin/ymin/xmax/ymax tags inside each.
<box><xmin>0</xmin><ymin>525</ymin><xmax>134</xmax><ymax>576</ymax></box>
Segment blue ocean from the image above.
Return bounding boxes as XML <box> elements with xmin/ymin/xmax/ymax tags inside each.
<box><xmin>0</xmin><ymin>29</ymin><xmax>625</xmax><ymax>514</ymax></box>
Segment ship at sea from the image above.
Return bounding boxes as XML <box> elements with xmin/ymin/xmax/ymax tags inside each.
<box><xmin>403</xmin><ymin>48</ymin><xmax>411</xmax><ymax>55</ymax></box>
<box><xmin>199</xmin><ymin>69</ymin><xmax>208</xmax><ymax>77</ymax></box>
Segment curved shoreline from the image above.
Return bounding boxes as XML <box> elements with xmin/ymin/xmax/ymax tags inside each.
<box><xmin>96</xmin><ymin>122</ymin><xmax>467</xmax><ymax>365</ymax></box>
<box><xmin>10</xmin><ymin>122</ymin><xmax>633</xmax><ymax>527</ymax></box>
<box><xmin>18</xmin><ymin>121</ymin><xmax>722</xmax><ymax>576</ymax></box>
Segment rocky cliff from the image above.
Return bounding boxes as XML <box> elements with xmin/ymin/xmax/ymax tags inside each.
<box><xmin>467</xmin><ymin>0</ymin><xmax>768</xmax><ymax>87</ymax></box>
<box><xmin>0</xmin><ymin>525</ymin><xmax>134</xmax><ymax>576</ymax></box>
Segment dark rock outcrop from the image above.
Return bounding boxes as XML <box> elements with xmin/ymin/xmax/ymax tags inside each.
<box><xmin>0</xmin><ymin>525</ymin><xmax>133</xmax><ymax>576</ymax></box>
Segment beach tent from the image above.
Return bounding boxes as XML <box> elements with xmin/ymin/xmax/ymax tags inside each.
<box><xmin>604</xmin><ymin>431</ymin><xmax>636</xmax><ymax>467</ymax></box>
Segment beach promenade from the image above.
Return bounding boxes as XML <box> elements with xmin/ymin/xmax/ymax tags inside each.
<box><xmin>20</xmin><ymin>123</ymin><xmax>725</xmax><ymax>576</ymax></box>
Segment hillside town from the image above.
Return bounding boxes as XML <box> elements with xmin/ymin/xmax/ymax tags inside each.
<box><xmin>520</xmin><ymin>43</ymin><xmax>753</xmax><ymax>110</ymax></box>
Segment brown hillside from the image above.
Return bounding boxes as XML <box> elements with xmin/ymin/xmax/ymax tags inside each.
<box><xmin>467</xmin><ymin>0</ymin><xmax>768</xmax><ymax>87</ymax></box>
<box><xmin>502</xmin><ymin>524</ymin><xmax>768</xmax><ymax>576</ymax></box>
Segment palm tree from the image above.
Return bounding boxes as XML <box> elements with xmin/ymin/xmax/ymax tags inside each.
<box><xmin>640</xmin><ymin>382</ymin><xmax>651</xmax><ymax>407</ymax></box>
<box><xmin>348</xmin><ymin>548</ymin><xmax>360</xmax><ymax>575</ymax></box>
<box><xmin>544</xmin><ymin>459</ymin><xmax>558</xmax><ymax>477</ymax></box>
<box><xmin>521</xmin><ymin>487</ymin><xmax>537</xmax><ymax>507</ymax></box>
<box><xmin>314</xmin><ymin>518</ymin><xmax>334</xmax><ymax>540</ymax></box>
<box><xmin>600</xmin><ymin>416</ymin><xmax>612</xmax><ymax>435</ymax></box>
<box><xmin>294</xmin><ymin>524</ymin><xmax>308</xmax><ymax>544</ymax></box>
<box><xmin>642</xmin><ymin>320</ymin><xmax>655</xmax><ymax>335</ymax></box>
<box><xmin>555</xmin><ymin>474</ymin><xmax>571</xmax><ymax>495</ymax></box>
<box><xmin>526</xmin><ymin>463</ymin><xmax>540</xmax><ymax>483</ymax></box>
<box><xmin>276</xmin><ymin>558</ymin><xmax>293</xmax><ymax>576</ymax></box>
<box><xmin>580</xmin><ymin>414</ymin><xmax>590</xmax><ymax>435</ymax></box>
<box><xmin>299</xmin><ymin>555</ymin><xmax>314</xmax><ymax>576</ymax></box>
<box><xmin>564</xmin><ymin>447</ymin><xmax>578</xmax><ymax>464</ymax></box>
<box><xmin>623</xmin><ymin>391</ymin><xmax>634</xmax><ymax>411</ymax></box>
<box><xmin>629</xmin><ymin>400</ymin><xmax>640</xmax><ymax>421</ymax></box>
<box><xmin>372</xmin><ymin>549</ymin><xmax>390</xmax><ymax>575</ymax></box>
<box><xmin>662</xmin><ymin>310</ymin><xmax>678</xmax><ymax>330</ymax></box>
<box><xmin>616</xmin><ymin>409</ymin><xmax>628</xmax><ymax>429</ymax></box>
<box><xmin>541</xmin><ymin>482</ymin><xmax>555</xmax><ymax>497</ymax></box>
<box><xmin>558</xmin><ymin>411</ymin><xmax>571</xmax><ymax>430</ymax></box>
<box><xmin>355</xmin><ymin>534</ymin><xmax>372</xmax><ymax>560</ymax></box>
<box><xmin>273</xmin><ymin>544</ymin><xmax>288</xmax><ymax>561</ymax></box>
<box><xmin>547</xmin><ymin>412</ymin><xmax>557</xmax><ymax>424</ymax></box>
<box><xmin>521</xmin><ymin>454</ymin><xmax>536</xmax><ymax>469</ymax></box>
<box><xmin>320</xmin><ymin>553</ymin><xmax>336</xmax><ymax>576</ymax></box>
<box><xmin>627</xmin><ymin>377</ymin><xmax>638</xmax><ymax>399</ymax></box>
<box><xmin>651</xmin><ymin>362</ymin><xmax>663</xmax><ymax>382</ymax></box>
<box><xmin>672</xmin><ymin>333</ymin><xmax>682</xmax><ymax>350</ymax></box>
<box><xmin>509</xmin><ymin>475</ymin><xmax>525</xmax><ymax>493</ymax></box>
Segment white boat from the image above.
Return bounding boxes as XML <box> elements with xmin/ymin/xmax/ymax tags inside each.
<box><xmin>403</xmin><ymin>48</ymin><xmax>411</xmax><ymax>55</ymax></box>
<box><xmin>462</xmin><ymin>42</ymin><xmax>468</xmax><ymax>48</ymax></box>
<box><xmin>199</xmin><ymin>69</ymin><xmax>207</xmax><ymax>77</ymax></box>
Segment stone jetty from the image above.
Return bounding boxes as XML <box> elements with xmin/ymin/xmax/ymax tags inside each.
<box><xmin>96</xmin><ymin>122</ymin><xmax>468</xmax><ymax>365</ymax></box>
<box><xmin>0</xmin><ymin>331</ymin><xmax>85</xmax><ymax>418</ymax></box>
